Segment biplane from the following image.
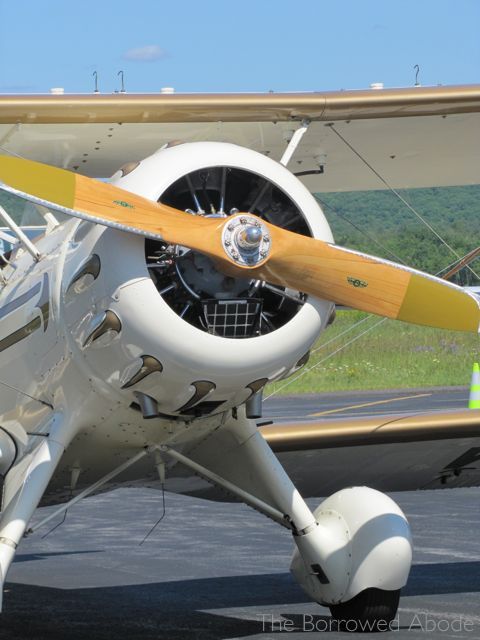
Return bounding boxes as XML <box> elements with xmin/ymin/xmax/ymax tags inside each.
<box><xmin>0</xmin><ymin>84</ymin><xmax>478</xmax><ymax>628</ymax></box>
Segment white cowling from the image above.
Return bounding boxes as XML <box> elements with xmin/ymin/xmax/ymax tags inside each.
<box><xmin>63</xmin><ymin>142</ymin><xmax>336</xmax><ymax>416</ymax></box>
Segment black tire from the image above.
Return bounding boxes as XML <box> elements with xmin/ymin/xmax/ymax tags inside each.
<box><xmin>329</xmin><ymin>588</ymin><xmax>400</xmax><ymax>633</ymax></box>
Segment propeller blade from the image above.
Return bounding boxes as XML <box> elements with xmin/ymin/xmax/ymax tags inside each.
<box><xmin>248</xmin><ymin>224</ymin><xmax>480</xmax><ymax>333</ymax></box>
<box><xmin>0</xmin><ymin>156</ymin><xmax>478</xmax><ymax>333</ymax></box>
<box><xmin>0</xmin><ymin>156</ymin><xmax>226</xmax><ymax>258</ymax></box>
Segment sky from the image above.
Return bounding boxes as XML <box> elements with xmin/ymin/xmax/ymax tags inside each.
<box><xmin>0</xmin><ymin>0</ymin><xmax>478</xmax><ymax>94</ymax></box>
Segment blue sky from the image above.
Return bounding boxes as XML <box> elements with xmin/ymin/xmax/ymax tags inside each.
<box><xmin>0</xmin><ymin>0</ymin><xmax>478</xmax><ymax>94</ymax></box>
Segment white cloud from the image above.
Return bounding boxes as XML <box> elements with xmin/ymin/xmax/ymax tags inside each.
<box><xmin>123</xmin><ymin>45</ymin><xmax>166</xmax><ymax>62</ymax></box>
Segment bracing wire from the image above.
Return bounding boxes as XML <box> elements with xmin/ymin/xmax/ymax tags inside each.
<box><xmin>41</xmin><ymin>509</ymin><xmax>68</xmax><ymax>539</ymax></box>
<box><xmin>327</xmin><ymin>124</ymin><xmax>480</xmax><ymax>281</ymax></box>
<box><xmin>0</xmin><ymin>146</ymin><xmax>25</xmax><ymax>159</ymax></box>
<box><xmin>316</xmin><ymin>196</ymin><xmax>408</xmax><ymax>266</ymax></box>
<box><xmin>139</xmin><ymin>484</ymin><xmax>166</xmax><ymax>546</ymax></box>
<box><xmin>309</xmin><ymin>314</ymin><xmax>372</xmax><ymax>356</ymax></box>
<box><xmin>264</xmin><ymin>316</ymin><xmax>386</xmax><ymax>400</ymax></box>
<box><xmin>0</xmin><ymin>379</ymin><xmax>53</xmax><ymax>408</ymax></box>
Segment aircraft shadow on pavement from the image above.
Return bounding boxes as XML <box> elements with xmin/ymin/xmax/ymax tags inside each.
<box><xmin>13</xmin><ymin>550</ymin><xmax>102</xmax><ymax>563</ymax></box>
<box><xmin>1</xmin><ymin>561</ymin><xmax>479</xmax><ymax>639</ymax></box>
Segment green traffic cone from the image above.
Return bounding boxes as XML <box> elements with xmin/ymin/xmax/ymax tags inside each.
<box><xmin>469</xmin><ymin>363</ymin><xmax>480</xmax><ymax>409</ymax></box>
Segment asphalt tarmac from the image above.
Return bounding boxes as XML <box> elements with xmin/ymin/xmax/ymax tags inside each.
<box><xmin>2</xmin><ymin>387</ymin><xmax>479</xmax><ymax>640</ymax></box>
<box><xmin>263</xmin><ymin>386</ymin><xmax>470</xmax><ymax>422</ymax></box>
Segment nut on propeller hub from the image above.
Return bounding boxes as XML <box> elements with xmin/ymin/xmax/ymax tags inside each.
<box><xmin>238</xmin><ymin>225</ymin><xmax>263</xmax><ymax>250</ymax></box>
<box><xmin>222</xmin><ymin>214</ymin><xmax>271</xmax><ymax>266</ymax></box>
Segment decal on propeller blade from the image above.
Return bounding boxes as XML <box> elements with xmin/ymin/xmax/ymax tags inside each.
<box><xmin>347</xmin><ymin>276</ymin><xmax>368</xmax><ymax>288</ymax></box>
<box><xmin>113</xmin><ymin>200</ymin><xmax>134</xmax><ymax>209</ymax></box>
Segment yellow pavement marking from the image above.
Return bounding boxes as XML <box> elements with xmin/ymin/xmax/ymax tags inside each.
<box><xmin>308</xmin><ymin>392</ymin><xmax>432</xmax><ymax>417</ymax></box>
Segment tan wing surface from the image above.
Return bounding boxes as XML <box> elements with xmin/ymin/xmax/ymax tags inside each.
<box><xmin>0</xmin><ymin>85</ymin><xmax>479</xmax><ymax>190</ymax></box>
<box><xmin>260</xmin><ymin>409</ymin><xmax>480</xmax><ymax>496</ymax></box>
<box><xmin>260</xmin><ymin>409</ymin><xmax>480</xmax><ymax>451</ymax></box>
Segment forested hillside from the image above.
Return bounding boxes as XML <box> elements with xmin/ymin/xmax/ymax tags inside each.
<box><xmin>317</xmin><ymin>184</ymin><xmax>480</xmax><ymax>284</ymax></box>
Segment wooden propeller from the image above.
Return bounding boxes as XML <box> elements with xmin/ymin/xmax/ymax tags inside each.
<box><xmin>0</xmin><ymin>155</ymin><xmax>479</xmax><ymax>333</ymax></box>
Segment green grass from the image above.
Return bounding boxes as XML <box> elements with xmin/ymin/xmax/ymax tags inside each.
<box><xmin>266</xmin><ymin>311</ymin><xmax>479</xmax><ymax>395</ymax></box>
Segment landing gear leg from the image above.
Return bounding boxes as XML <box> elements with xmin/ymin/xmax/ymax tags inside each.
<box><xmin>0</xmin><ymin>415</ymin><xmax>66</xmax><ymax>609</ymax></box>
<box><xmin>162</xmin><ymin>408</ymin><xmax>412</xmax><ymax>613</ymax></box>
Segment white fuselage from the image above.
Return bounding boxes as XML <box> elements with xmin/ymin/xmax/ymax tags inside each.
<box><xmin>0</xmin><ymin>144</ymin><xmax>335</xmax><ymax>495</ymax></box>
<box><xmin>0</xmin><ymin>143</ymin><xmax>413</xmax><ymax>616</ymax></box>
<box><xmin>0</xmin><ymin>220</ymin><xmax>327</xmax><ymax>493</ymax></box>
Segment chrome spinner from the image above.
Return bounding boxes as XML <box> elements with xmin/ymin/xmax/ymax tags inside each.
<box><xmin>221</xmin><ymin>215</ymin><xmax>271</xmax><ymax>267</ymax></box>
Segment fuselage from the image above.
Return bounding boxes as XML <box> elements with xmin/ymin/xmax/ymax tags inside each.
<box><xmin>0</xmin><ymin>217</ymin><xmax>329</xmax><ymax>499</ymax></box>
<box><xmin>0</xmin><ymin>142</ymin><xmax>336</xmax><ymax>499</ymax></box>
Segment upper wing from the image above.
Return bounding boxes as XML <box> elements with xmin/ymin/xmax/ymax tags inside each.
<box><xmin>260</xmin><ymin>409</ymin><xmax>480</xmax><ymax>496</ymax></box>
<box><xmin>0</xmin><ymin>85</ymin><xmax>479</xmax><ymax>191</ymax></box>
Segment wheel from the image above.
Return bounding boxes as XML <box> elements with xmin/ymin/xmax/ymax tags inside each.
<box><xmin>329</xmin><ymin>588</ymin><xmax>400</xmax><ymax>633</ymax></box>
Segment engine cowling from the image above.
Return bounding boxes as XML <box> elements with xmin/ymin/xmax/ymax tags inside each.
<box><xmin>65</xmin><ymin>142</ymin><xmax>335</xmax><ymax>418</ymax></box>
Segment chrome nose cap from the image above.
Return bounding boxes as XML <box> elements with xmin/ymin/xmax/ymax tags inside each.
<box><xmin>238</xmin><ymin>225</ymin><xmax>263</xmax><ymax>250</ymax></box>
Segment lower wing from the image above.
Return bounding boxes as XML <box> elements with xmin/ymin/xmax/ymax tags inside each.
<box><xmin>261</xmin><ymin>409</ymin><xmax>480</xmax><ymax>495</ymax></box>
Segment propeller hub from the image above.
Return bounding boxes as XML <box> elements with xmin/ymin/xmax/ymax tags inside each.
<box><xmin>222</xmin><ymin>214</ymin><xmax>271</xmax><ymax>267</ymax></box>
<box><xmin>237</xmin><ymin>225</ymin><xmax>263</xmax><ymax>250</ymax></box>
